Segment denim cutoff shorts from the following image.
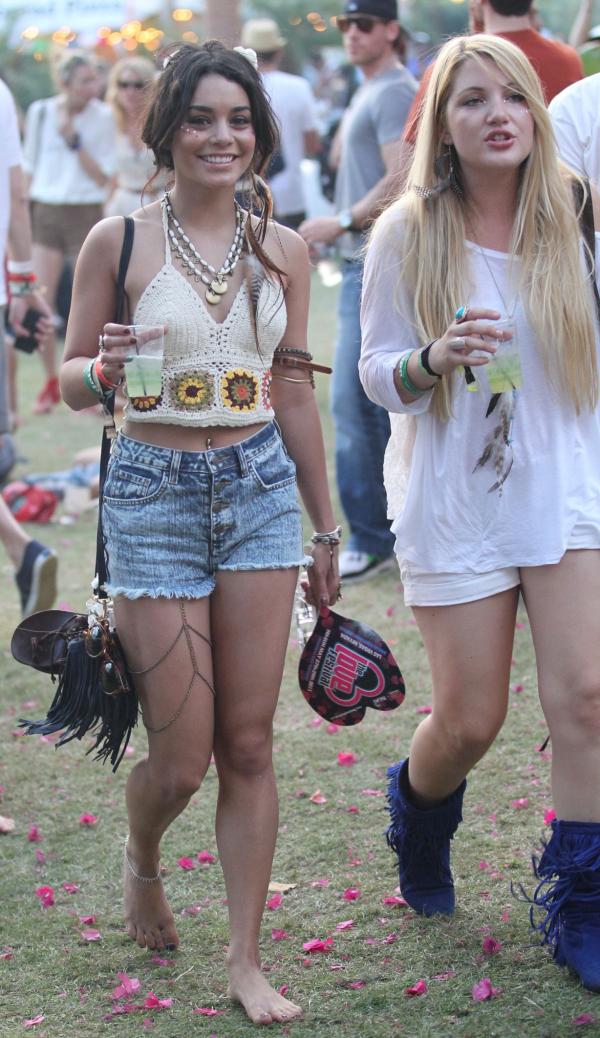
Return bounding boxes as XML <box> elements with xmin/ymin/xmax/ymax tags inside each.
<box><xmin>102</xmin><ymin>422</ymin><xmax>310</xmax><ymax>599</ymax></box>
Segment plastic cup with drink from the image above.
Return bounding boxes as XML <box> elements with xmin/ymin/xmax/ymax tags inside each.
<box><xmin>124</xmin><ymin>325</ymin><xmax>164</xmax><ymax>399</ymax></box>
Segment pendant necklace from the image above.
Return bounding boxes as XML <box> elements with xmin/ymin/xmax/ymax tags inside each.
<box><xmin>467</xmin><ymin>229</ymin><xmax>521</xmax><ymax>495</ymax></box>
<box><xmin>162</xmin><ymin>191</ymin><xmax>247</xmax><ymax>305</ymax></box>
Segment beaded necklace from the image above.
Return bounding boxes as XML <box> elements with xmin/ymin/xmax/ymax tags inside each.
<box><xmin>162</xmin><ymin>191</ymin><xmax>247</xmax><ymax>305</ymax></box>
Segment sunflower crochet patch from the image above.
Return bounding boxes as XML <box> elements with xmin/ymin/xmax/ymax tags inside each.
<box><xmin>221</xmin><ymin>369</ymin><xmax>259</xmax><ymax>412</ymax></box>
<box><xmin>170</xmin><ymin>370</ymin><xmax>214</xmax><ymax>410</ymax></box>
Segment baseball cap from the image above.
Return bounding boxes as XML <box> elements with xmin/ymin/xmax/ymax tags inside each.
<box><xmin>341</xmin><ymin>0</ymin><xmax>399</xmax><ymax>19</ymax></box>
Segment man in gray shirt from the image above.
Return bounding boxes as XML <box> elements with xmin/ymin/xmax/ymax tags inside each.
<box><xmin>300</xmin><ymin>0</ymin><xmax>417</xmax><ymax>582</ymax></box>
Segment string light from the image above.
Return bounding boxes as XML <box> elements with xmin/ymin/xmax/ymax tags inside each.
<box><xmin>172</xmin><ymin>8</ymin><xmax>193</xmax><ymax>21</ymax></box>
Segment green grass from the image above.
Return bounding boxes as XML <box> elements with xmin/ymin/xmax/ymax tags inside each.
<box><xmin>0</xmin><ymin>279</ymin><xmax>597</xmax><ymax>1037</ymax></box>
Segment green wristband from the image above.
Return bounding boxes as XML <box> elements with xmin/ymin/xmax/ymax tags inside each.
<box><xmin>398</xmin><ymin>352</ymin><xmax>427</xmax><ymax>396</ymax></box>
<box><xmin>82</xmin><ymin>358</ymin><xmax>104</xmax><ymax>399</ymax></box>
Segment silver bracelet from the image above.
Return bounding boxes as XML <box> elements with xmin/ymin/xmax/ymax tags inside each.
<box><xmin>311</xmin><ymin>524</ymin><xmax>342</xmax><ymax>545</ymax></box>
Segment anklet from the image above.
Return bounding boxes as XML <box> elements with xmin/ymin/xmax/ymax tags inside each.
<box><xmin>124</xmin><ymin>840</ymin><xmax>161</xmax><ymax>883</ymax></box>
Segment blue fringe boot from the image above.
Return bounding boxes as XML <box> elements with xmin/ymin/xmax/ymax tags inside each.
<box><xmin>386</xmin><ymin>759</ymin><xmax>466</xmax><ymax>916</ymax></box>
<box><xmin>527</xmin><ymin>819</ymin><xmax>600</xmax><ymax>991</ymax></box>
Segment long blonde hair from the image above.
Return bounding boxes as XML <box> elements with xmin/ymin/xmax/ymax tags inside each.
<box><xmin>106</xmin><ymin>57</ymin><xmax>155</xmax><ymax>134</ymax></box>
<box><xmin>371</xmin><ymin>34</ymin><xmax>597</xmax><ymax>420</ymax></box>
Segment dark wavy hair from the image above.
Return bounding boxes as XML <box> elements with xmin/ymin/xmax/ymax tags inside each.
<box><xmin>142</xmin><ymin>40</ymin><xmax>282</xmax><ymax>276</ymax></box>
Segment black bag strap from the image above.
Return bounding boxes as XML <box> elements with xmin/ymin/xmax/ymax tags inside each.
<box><xmin>94</xmin><ymin>216</ymin><xmax>135</xmax><ymax>598</ymax></box>
<box><xmin>573</xmin><ymin>178</ymin><xmax>600</xmax><ymax>329</ymax></box>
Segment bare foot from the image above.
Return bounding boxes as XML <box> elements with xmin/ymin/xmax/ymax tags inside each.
<box><xmin>228</xmin><ymin>961</ymin><xmax>302</xmax><ymax>1025</ymax></box>
<box><xmin>123</xmin><ymin>840</ymin><xmax>179</xmax><ymax>952</ymax></box>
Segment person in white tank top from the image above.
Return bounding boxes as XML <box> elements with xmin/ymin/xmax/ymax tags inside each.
<box><xmin>360</xmin><ymin>34</ymin><xmax>600</xmax><ymax>991</ymax></box>
<box><xmin>58</xmin><ymin>41</ymin><xmax>340</xmax><ymax>1025</ymax></box>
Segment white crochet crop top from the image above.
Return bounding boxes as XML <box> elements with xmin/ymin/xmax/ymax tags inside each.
<box><xmin>123</xmin><ymin>208</ymin><xmax>287</xmax><ymax>427</ymax></box>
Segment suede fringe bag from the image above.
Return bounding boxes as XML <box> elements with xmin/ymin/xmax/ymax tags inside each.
<box><xmin>12</xmin><ymin>217</ymin><xmax>138</xmax><ymax>772</ymax></box>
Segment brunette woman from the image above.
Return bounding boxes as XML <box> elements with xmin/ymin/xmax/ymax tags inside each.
<box><xmin>60</xmin><ymin>41</ymin><xmax>339</xmax><ymax>1024</ymax></box>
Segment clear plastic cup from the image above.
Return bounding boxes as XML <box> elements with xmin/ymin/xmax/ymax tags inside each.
<box><xmin>124</xmin><ymin>324</ymin><xmax>164</xmax><ymax>398</ymax></box>
<box><xmin>473</xmin><ymin>317</ymin><xmax>522</xmax><ymax>392</ymax></box>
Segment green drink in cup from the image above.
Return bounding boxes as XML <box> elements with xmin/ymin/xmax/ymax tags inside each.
<box><xmin>473</xmin><ymin>317</ymin><xmax>522</xmax><ymax>393</ymax></box>
<box><xmin>125</xmin><ymin>325</ymin><xmax>164</xmax><ymax>399</ymax></box>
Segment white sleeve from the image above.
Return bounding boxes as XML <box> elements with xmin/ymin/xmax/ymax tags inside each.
<box><xmin>359</xmin><ymin>216</ymin><xmax>433</xmax><ymax>415</ymax></box>
<box><xmin>94</xmin><ymin>107</ymin><xmax>118</xmax><ymax>177</ymax></box>
<box><xmin>22</xmin><ymin>100</ymin><xmax>42</xmax><ymax>175</ymax></box>
<box><xmin>0</xmin><ymin>82</ymin><xmax>22</xmax><ymax>169</ymax></box>
<box><xmin>549</xmin><ymin>87</ymin><xmax>587</xmax><ymax>178</ymax></box>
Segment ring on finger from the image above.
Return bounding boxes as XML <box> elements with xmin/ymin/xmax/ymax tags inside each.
<box><xmin>455</xmin><ymin>304</ymin><xmax>468</xmax><ymax>322</ymax></box>
<box><xmin>98</xmin><ymin>333</ymin><xmax>106</xmax><ymax>352</ymax></box>
<box><xmin>450</xmin><ymin>336</ymin><xmax>466</xmax><ymax>350</ymax></box>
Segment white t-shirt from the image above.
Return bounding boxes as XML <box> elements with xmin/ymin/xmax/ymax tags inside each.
<box><xmin>23</xmin><ymin>96</ymin><xmax>116</xmax><ymax>205</ymax></box>
<box><xmin>0</xmin><ymin>80</ymin><xmax>23</xmax><ymax>307</ymax></box>
<box><xmin>549</xmin><ymin>74</ymin><xmax>600</xmax><ymax>187</ymax></box>
<box><xmin>359</xmin><ymin>218</ymin><xmax>600</xmax><ymax>573</ymax></box>
<box><xmin>261</xmin><ymin>69</ymin><xmax>319</xmax><ymax>217</ymax></box>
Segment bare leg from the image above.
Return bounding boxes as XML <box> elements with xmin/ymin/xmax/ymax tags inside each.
<box><xmin>521</xmin><ymin>550</ymin><xmax>600</xmax><ymax>820</ymax></box>
<box><xmin>409</xmin><ymin>588</ymin><xmax>519</xmax><ymax>804</ymax></box>
<box><xmin>0</xmin><ymin>495</ymin><xmax>29</xmax><ymax>567</ymax></box>
<box><xmin>211</xmin><ymin>568</ymin><xmax>303</xmax><ymax>1025</ymax></box>
<box><xmin>31</xmin><ymin>243</ymin><xmax>63</xmax><ymax>384</ymax></box>
<box><xmin>114</xmin><ymin>596</ymin><xmax>215</xmax><ymax>951</ymax></box>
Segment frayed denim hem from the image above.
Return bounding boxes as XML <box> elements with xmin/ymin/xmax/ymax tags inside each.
<box><xmin>219</xmin><ymin>555</ymin><xmax>313</xmax><ymax>573</ymax></box>
<box><xmin>103</xmin><ymin>584</ymin><xmax>213</xmax><ymax>601</ymax></box>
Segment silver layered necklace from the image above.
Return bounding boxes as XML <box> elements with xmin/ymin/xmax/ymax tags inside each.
<box><xmin>162</xmin><ymin>191</ymin><xmax>247</xmax><ymax>305</ymax></box>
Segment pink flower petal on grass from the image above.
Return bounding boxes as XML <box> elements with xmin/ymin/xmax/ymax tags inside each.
<box><xmin>143</xmin><ymin>992</ymin><xmax>172</xmax><ymax>1010</ymax></box>
<box><xmin>23</xmin><ymin>1015</ymin><xmax>45</xmax><ymax>1029</ymax></box>
<box><xmin>62</xmin><ymin>882</ymin><xmax>79</xmax><ymax>894</ymax></box>
<box><xmin>338</xmin><ymin>752</ymin><xmax>357</xmax><ymax>766</ymax></box>
<box><xmin>472</xmin><ymin>977</ymin><xmax>502</xmax><ymax>1001</ymax></box>
<box><xmin>266</xmin><ymin>892</ymin><xmax>282</xmax><ymax>910</ymax></box>
<box><xmin>79</xmin><ymin>914</ymin><xmax>96</xmax><ymax>925</ymax></box>
<box><xmin>303</xmin><ymin>937</ymin><xmax>333</xmax><ymax>953</ymax></box>
<box><xmin>193</xmin><ymin>1007</ymin><xmax>225</xmax><ymax>1016</ymax></box>
<box><xmin>177</xmin><ymin>856</ymin><xmax>196</xmax><ymax>871</ymax></box>
<box><xmin>197</xmin><ymin>850</ymin><xmax>216</xmax><ymax>864</ymax></box>
<box><xmin>342</xmin><ymin>887</ymin><xmax>361</xmax><ymax>901</ymax></box>
<box><xmin>79</xmin><ymin>813</ymin><xmax>98</xmax><ymax>826</ymax></box>
<box><xmin>1</xmin><ymin>949</ymin><xmax>14</xmax><ymax>960</ymax></box>
<box><xmin>34</xmin><ymin>850</ymin><xmax>45</xmax><ymax>865</ymax></box>
<box><xmin>544</xmin><ymin>808</ymin><xmax>556</xmax><ymax>825</ymax></box>
<box><xmin>80</xmin><ymin>929</ymin><xmax>101</xmax><ymax>941</ymax></box>
<box><xmin>404</xmin><ymin>980</ymin><xmax>428</xmax><ymax>997</ymax></box>
<box><xmin>336</xmin><ymin>920</ymin><xmax>354</xmax><ymax>931</ymax></box>
<box><xmin>271</xmin><ymin>929</ymin><xmax>289</xmax><ymax>941</ymax></box>
<box><xmin>482</xmin><ymin>937</ymin><xmax>502</xmax><ymax>956</ymax></box>
<box><xmin>511</xmin><ymin>798</ymin><xmax>529</xmax><ymax>810</ymax></box>
<box><xmin>348</xmin><ymin>980</ymin><xmax>366</xmax><ymax>989</ymax></box>
<box><xmin>416</xmin><ymin>705</ymin><xmax>432</xmax><ymax>715</ymax></box>
<box><xmin>383</xmin><ymin>895</ymin><xmax>407</xmax><ymax>906</ymax></box>
<box><xmin>27</xmin><ymin>826</ymin><xmax>42</xmax><ymax>843</ymax></box>
<box><xmin>35</xmin><ymin>885</ymin><xmax>54</xmax><ymax>907</ymax></box>
<box><xmin>110</xmin><ymin>973</ymin><xmax>141</xmax><ymax>1000</ymax></box>
<box><xmin>309</xmin><ymin>790</ymin><xmax>327</xmax><ymax>805</ymax></box>
<box><xmin>326</xmin><ymin>723</ymin><xmax>339</xmax><ymax>735</ymax></box>
<box><xmin>573</xmin><ymin>1013</ymin><xmax>597</xmax><ymax>1026</ymax></box>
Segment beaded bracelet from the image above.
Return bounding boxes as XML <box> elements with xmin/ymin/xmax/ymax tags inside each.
<box><xmin>311</xmin><ymin>524</ymin><xmax>342</xmax><ymax>545</ymax></box>
<box><xmin>397</xmin><ymin>352</ymin><xmax>429</xmax><ymax>396</ymax></box>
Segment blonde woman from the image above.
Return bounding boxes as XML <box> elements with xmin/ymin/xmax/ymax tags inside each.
<box><xmin>105</xmin><ymin>57</ymin><xmax>163</xmax><ymax>217</ymax></box>
<box><xmin>360</xmin><ymin>34</ymin><xmax>600</xmax><ymax>989</ymax></box>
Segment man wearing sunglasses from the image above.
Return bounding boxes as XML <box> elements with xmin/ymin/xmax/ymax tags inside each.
<box><xmin>299</xmin><ymin>0</ymin><xmax>417</xmax><ymax>583</ymax></box>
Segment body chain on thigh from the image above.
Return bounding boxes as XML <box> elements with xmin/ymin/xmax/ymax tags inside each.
<box><xmin>128</xmin><ymin>600</ymin><xmax>215</xmax><ymax>733</ymax></box>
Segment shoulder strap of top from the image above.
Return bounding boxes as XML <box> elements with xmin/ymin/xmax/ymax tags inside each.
<box><xmin>161</xmin><ymin>201</ymin><xmax>172</xmax><ymax>265</ymax></box>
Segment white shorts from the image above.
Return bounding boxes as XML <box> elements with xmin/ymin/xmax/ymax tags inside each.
<box><xmin>399</xmin><ymin>560</ymin><xmax>520</xmax><ymax>607</ymax></box>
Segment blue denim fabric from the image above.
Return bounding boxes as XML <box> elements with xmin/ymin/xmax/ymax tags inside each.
<box><xmin>102</xmin><ymin>422</ymin><xmax>309</xmax><ymax>599</ymax></box>
<box><xmin>331</xmin><ymin>260</ymin><xmax>395</xmax><ymax>557</ymax></box>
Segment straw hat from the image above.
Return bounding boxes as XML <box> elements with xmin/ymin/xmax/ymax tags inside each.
<box><xmin>241</xmin><ymin>18</ymin><xmax>286</xmax><ymax>52</ymax></box>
